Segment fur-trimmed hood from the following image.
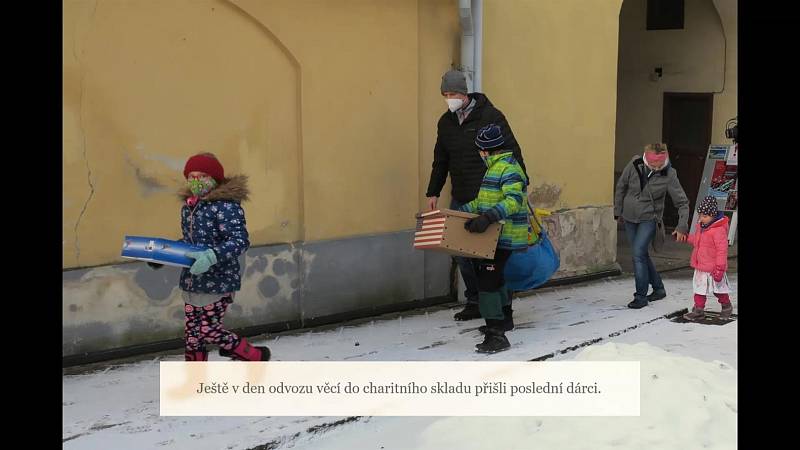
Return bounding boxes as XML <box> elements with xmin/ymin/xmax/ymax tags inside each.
<box><xmin>178</xmin><ymin>174</ymin><xmax>250</xmax><ymax>202</ymax></box>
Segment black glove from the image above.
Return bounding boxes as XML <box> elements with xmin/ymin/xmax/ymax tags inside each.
<box><xmin>147</xmin><ymin>262</ymin><xmax>164</xmax><ymax>270</ymax></box>
<box><xmin>464</xmin><ymin>214</ymin><xmax>492</xmax><ymax>233</ymax></box>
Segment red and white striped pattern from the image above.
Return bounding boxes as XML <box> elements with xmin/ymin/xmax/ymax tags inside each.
<box><xmin>414</xmin><ymin>216</ymin><xmax>446</xmax><ymax>248</ymax></box>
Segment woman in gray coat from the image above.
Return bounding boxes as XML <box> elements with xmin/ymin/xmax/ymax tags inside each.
<box><xmin>614</xmin><ymin>143</ymin><xmax>690</xmax><ymax>309</ymax></box>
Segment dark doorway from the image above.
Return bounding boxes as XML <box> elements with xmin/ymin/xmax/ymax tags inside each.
<box><xmin>662</xmin><ymin>92</ymin><xmax>713</xmax><ymax>227</ymax></box>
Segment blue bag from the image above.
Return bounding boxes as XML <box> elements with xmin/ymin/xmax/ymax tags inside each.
<box><xmin>504</xmin><ymin>204</ymin><xmax>560</xmax><ymax>291</ymax></box>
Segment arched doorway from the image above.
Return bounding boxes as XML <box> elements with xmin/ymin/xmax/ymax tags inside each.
<box><xmin>614</xmin><ymin>0</ymin><xmax>728</xmax><ymax>227</ymax></box>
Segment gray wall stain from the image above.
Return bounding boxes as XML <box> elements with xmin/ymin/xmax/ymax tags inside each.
<box><xmin>273</xmin><ymin>258</ymin><xmax>296</xmax><ymax>276</ymax></box>
<box><xmin>529</xmin><ymin>183</ymin><xmax>562</xmax><ymax>209</ymax></box>
<box><xmin>245</xmin><ymin>255</ymin><xmax>269</xmax><ymax>278</ymax></box>
<box><xmin>258</xmin><ymin>276</ymin><xmax>281</xmax><ymax>298</ymax></box>
<box><xmin>133</xmin><ymin>264</ymin><xmax>178</xmax><ymax>303</ymax></box>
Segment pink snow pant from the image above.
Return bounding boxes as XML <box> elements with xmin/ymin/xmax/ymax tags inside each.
<box><xmin>694</xmin><ymin>293</ymin><xmax>731</xmax><ymax>309</ymax></box>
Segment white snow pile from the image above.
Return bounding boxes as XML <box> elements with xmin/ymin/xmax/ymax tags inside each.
<box><xmin>412</xmin><ymin>342</ymin><xmax>736</xmax><ymax>450</ymax></box>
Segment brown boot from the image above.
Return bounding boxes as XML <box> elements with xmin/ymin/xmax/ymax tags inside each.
<box><xmin>683</xmin><ymin>307</ymin><xmax>705</xmax><ymax>321</ymax></box>
<box><xmin>720</xmin><ymin>303</ymin><xmax>733</xmax><ymax>319</ymax></box>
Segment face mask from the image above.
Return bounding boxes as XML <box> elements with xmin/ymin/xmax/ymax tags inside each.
<box><xmin>446</xmin><ymin>98</ymin><xmax>464</xmax><ymax>112</ymax></box>
<box><xmin>187</xmin><ymin>176</ymin><xmax>217</xmax><ymax>197</ymax></box>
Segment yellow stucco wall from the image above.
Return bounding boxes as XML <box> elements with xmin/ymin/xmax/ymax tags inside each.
<box><xmin>64</xmin><ymin>0</ymin><xmax>631</xmax><ymax>269</ymax></box>
<box><xmin>63</xmin><ymin>0</ymin><xmax>304</xmax><ymax>268</ymax></box>
<box><xmin>483</xmin><ymin>0</ymin><xmax>623</xmax><ymax>209</ymax></box>
<box><xmin>63</xmin><ymin>0</ymin><xmax>458</xmax><ymax>268</ymax></box>
<box><xmin>418</xmin><ymin>0</ymin><xmax>461</xmax><ymax>210</ymax></box>
<box><xmin>232</xmin><ymin>0</ymin><xmax>422</xmax><ymax>244</ymax></box>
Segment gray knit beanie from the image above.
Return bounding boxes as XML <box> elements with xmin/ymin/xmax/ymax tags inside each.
<box><xmin>440</xmin><ymin>70</ymin><xmax>468</xmax><ymax>95</ymax></box>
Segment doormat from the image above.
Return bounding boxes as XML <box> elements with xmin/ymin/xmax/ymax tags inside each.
<box><xmin>670</xmin><ymin>309</ymin><xmax>737</xmax><ymax>325</ymax></box>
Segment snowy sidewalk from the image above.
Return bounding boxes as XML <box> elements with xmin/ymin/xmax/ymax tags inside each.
<box><xmin>63</xmin><ymin>270</ymin><xmax>737</xmax><ymax>449</ymax></box>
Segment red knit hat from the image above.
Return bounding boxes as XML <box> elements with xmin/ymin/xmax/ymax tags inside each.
<box><xmin>183</xmin><ymin>154</ymin><xmax>225</xmax><ymax>183</ymax></box>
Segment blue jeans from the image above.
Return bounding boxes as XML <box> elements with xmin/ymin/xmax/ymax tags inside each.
<box><xmin>450</xmin><ymin>198</ymin><xmax>480</xmax><ymax>304</ymax></box>
<box><xmin>624</xmin><ymin>220</ymin><xmax>665</xmax><ymax>301</ymax></box>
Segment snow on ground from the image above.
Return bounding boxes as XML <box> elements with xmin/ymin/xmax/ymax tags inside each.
<box><xmin>63</xmin><ymin>271</ymin><xmax>737</xmax><ymax>449</ymax></box>
<box><xmin>290</xmin><ymin>342</ymin><xmax>737</xmax><ymax>450</ymax></box>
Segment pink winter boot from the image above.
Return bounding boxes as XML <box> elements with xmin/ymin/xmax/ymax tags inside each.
<box><xmin>228</xmin><ymin>338</ymin><xmax>271</xmax><ymax>361</ymax></box>
<box><xmin>185</xmin><ymin>350</ymin><xmax>208</xmax><ymax>361</ymax></box>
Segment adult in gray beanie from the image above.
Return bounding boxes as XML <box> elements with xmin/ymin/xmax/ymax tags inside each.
<box><xmin>427</xmin><ymin>69</ymin><xmax>529</xmax><ymax>322</ymax></box>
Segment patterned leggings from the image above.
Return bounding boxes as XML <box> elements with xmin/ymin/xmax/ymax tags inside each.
<box><xmin>184</xmin><ymin>296</ymin><xmax>241</xmax><ymax>352</ymax></box>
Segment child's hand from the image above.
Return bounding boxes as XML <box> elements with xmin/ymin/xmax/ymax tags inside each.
<box><xmin>186</xmin><ymin>249</ymin><xmax>218</xmax><ymax>275</ymax></box>
<box><xmin>712</xmin><ymin>268</ymin><xmax>725</xmax><ymax>283</ymax></box>
<box><xmin>464</xmin><ymin>215</ymin><xmax>491</xmax><ymax>233</ymax></box>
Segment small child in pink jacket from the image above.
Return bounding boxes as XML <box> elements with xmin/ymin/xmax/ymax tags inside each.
<box><xmin>683</xmin><ymin>196</ymin><xmax>733</xmax><ymax>320</ymax></box>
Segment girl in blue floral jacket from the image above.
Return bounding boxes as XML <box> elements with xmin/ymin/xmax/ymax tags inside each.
<box><xmin>157</xmin><ymin>152</ymin><xmax>269</xmax><ymax>361</ymax></box>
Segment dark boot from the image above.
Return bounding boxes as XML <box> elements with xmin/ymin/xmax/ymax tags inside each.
<box><xmin>627</xmin><ymin>296</ymin><xmax>648</xmax><ymax>309</ymax></box>
<box><xmin>225</xmin><ymin>338</ymin><xmax>271</xmax><ymax>361</ymax></box>
<box><xmin>647</xmin><ymin>289</ymin><xmax>667</xmax><ymax>302</ymax></box>
<box><xmin>719</xmin><ymin>303</ymin><xmax>733</xmax><ymax>319</ymax></box>
<box><xmin>683</xmin><ymin>307</ymin><xmax>705</xmax><ymax>320</ymax></box>
<box><xmin>475</xmin><ymin>320</ymin><xmax>510</xmax><ymax>353</ymax></box>
<box><xmin>479</xmin><ymin>305</ymin><xmax>514</xmax><ymax>334</ymax></box>
<box><xmin>498</xmin><ymin>286</ymin><xmax>514</xmax><ymax>330</ymax></box>
<box><xmin>454</xmin><ymin>302</ymin><xmax>482</xmax><ymax>321</ymax></box>
<box><xmin>185</xmin><ymin>350</ymin><xmax>208</xmax><ymax>361</ymax></box>
<box><xmin>504</xmin><ymin>305</ymin><xmax>514</xmax><ymax>330</ymax></box>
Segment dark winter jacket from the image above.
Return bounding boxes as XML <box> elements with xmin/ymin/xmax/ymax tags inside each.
<box><xmin>177</xmin><ymin>175</ymin><xmax>250</xmax><ymax>294</ymax></box>
<box><xmin>426</xmin><ymin>93</ymin><xmax>528</xmax><ymax>204</ymax></box>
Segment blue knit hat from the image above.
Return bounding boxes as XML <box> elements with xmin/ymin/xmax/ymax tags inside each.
<box><xmin>475</xmin><ymin>124</ymin><xmax>505</xmax><ymax>150</ymax></box>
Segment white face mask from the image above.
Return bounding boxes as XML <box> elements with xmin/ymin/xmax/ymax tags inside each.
<box><xmin>446</xmin><ymin>98</ymin><xmax>464</xmax><ymax>112</ymax></box>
